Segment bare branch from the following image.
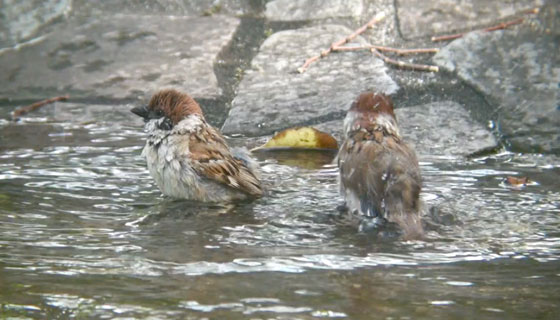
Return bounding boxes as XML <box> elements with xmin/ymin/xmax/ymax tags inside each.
<box><xmin>12</xmin><ymin>95</ymin><xmax>69</xmax><ymax>119</ymax></box>
<box><xmin>431</xmin><ymin>8</ymin><xmax>539</xmax><ymax>42</ymax></box>
<box><xmin>370</xmin><ymin>49</ymin><xmax>439</xmax><ymax>72</ymax></box>
<box><xmin>332</xmin><ymin>45</ymin><xmax>439</xmax><ymax>55</ymax></box>
<box><xmin>371</xmin><ymin>45</ymin><xmax>439</xmax><ymax>55</ymax></box>
<box><xmin>298</xmin><ymin>54</ymin><xmax>322</xmax><ymax>74</ymax></box>
<box><xmin>334</xmin><ymin>11</ymin><xmax>388</xmax><ymax>47</ymax></box>
<box><xmin>298</xmin><ymin>12</ymin><xmax>387</xmax><ymax>73</ymax></box>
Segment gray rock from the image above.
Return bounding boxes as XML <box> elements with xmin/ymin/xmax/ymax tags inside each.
<box><xmin>433</xmin><ymin>22</ymin><xmax>560</xmax><ymax>153</ymax></box>
<box><xmin>265</xmin><ymin>0</ymin><xmax>398</xmax><ymax>47</ymax></box>
<box><xmin>314</xmin><ymin>101</ymin><xmax>498</xmax><ymax>157</ymax></box>
<box><xmin>265</xmin><ymin>0</ymin><xmax>363</xmax><ymax>21</ymax></box>
<box><xmin>398</xmin><ymin>101</ymin><xmax>498</xmax><ymax>156</ymax></box>
<box><xmin>359</xmin><ymin>0</ymin><xmax>399</xmax><ymax>47</ymax></box>
<box><xmin>0</xmin><ymin>0</ymin><xmax>71</xmax><ymax>49</ymax></box>
<box><xmin>396</xmin><ymin>0</ymin><xmax>543</xmax><ymax>39</ymax></box>
<box><xmin>0</xmin><ymin>14</ymin><xmax>239</xmax><ymax>102</ymax></box>
<box><xmin>71</xmin><ymin>0</ymin><xmax>263</xmax><ymax>18</ymax></box>
<box><xmin>221</xmin><ymin>24</ymin><xmax>399</xmax><ymax>137</ymax></box>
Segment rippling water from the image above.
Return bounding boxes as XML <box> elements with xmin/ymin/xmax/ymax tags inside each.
<box><xmin>1</xmin><ymin>103</ymin><xmax>559</xmax><ymax>319</ymax></box>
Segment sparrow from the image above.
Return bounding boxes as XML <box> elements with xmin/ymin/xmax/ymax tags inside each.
<box><xmin>131</xmin><ymin>89</ymin><xmax>263</xmax><ymax>202</ymax></box>
<box><xmin>337</xmin><ymin>92</ymin><xmax>423</xmax><ymax>238</ymax></box>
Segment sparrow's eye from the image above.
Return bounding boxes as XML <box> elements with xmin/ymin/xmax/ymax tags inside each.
<box><xmin>155</xmin><ymin>110</ymin><xmax>164</xmax><ymax>117</ymax></box>
<box><xmin>157</xmin><ymin>117</ymin><xmax>173</xmax><ymax>131</ymax></box>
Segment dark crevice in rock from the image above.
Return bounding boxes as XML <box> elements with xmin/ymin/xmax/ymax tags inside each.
<box><xmin>243</xmin><ymin>0</ymin><xmax>269</xmax><ymax>16</ymax></box>
<box><xmin>392</xmin><ymin>0</ymin><xmax>407</xmax><ymax>40</ymax></box>
<box><xmin>194</xmin><ymin>97</ymin><xmax>230</xmax><ymax>128</ymax></box>
<box><xmin>213</xmin><ymin>18</ymin><xmax>266</xmax><ymax>105</ymax></box>
<box><xmin>210</xmin><ymin>18</ymin><xmax>307</xmax><ymax>128</ymax></box>
<box><xmin>210</xmin><ymin>17</ymin><xmax>267</xmax><ymax>127</ymax></box>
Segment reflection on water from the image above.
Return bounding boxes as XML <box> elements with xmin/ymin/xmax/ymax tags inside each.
<box><xmin>1</xmin><ymin>103</ymin><xmax>559</xmax><ymax>319</ymax></box>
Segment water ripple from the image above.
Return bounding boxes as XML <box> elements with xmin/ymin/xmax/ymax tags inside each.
<box><xmin>1</xmin><ymin>113</ymin><xmax>560</xmax><ymax>318</ymax></box>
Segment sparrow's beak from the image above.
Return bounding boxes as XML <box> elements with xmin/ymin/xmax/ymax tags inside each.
<box><xmin>131</xmin><ymin>105</ymin><xmax>149</xmax><ymax>119</ymax></box>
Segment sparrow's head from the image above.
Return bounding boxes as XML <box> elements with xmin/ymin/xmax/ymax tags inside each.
<box><xmin>131</xmin><ymin>89</ymin><xmax>204</xmax><ymax>130</ymax></box>
<box><xmin>343</xmin><ymin>92</ymin><xmax>399</xmax><ymax>137</ymax></box>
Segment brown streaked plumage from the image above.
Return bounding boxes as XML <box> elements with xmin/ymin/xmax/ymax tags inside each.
<box><xmin>132</xmin><ymin>88</ymin><xmax>263</xmax><ymax>201</ymax></box>
<box><xmin>338</xmin><ymin>92</ymin><xmax>423</xmax><ymax>239</ymax></box>
<box><xmin>186</xmin><ymin>124</ymin><xmax>263</xmax><ymax>197</ymax></box>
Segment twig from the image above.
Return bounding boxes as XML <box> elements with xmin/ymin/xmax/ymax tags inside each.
<box><xmin>484</xmin><ymin>18</ymin><xmax>525</xmax><ymax>32</ymax></box>
<box><xmin>335</xmin><ymin>11</ymin><xmax>388</xmax><ymax>46</ymax></box>
<box><xmin>12</xmin><ymin>95</ymin><xmax>69</xmax><ymax>119</ymax></box>
<box><xmin>297</xmin><ymin>53</ymin><xmax>325</xmax><ymax>75</ymax></box>
<box><xmin>370</xmin><ymin>49</ymin><xmax>439</xmax><ymax>72</ymax></box>
<box><xmin>298</xmin><ymin>12</ymin><xmax>387</xmax><ymax>73</ymax></box>
<box><xmin>332</xmin><ymin>45</ymin><xmax>439</xmax><ymax>55</ymax></box>
<box><xmin>371</xmin><ymin>45</ymin><xmax>439</xmax><ymax>55</ymax></box>
<box><xmin>431</xmin><ymin>18</ymin><xmax>523</xmax><ymax>42</ymax></box>
<box><xmin>431</xmin><ymin>8</ymin><xmax>539</xmax><ymax>42</ymax></box>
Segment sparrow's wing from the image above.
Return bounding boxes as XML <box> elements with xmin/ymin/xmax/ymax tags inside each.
<box><xmin>187</xmin><ymin>126</ymin><xmax>263</xmax><ymax>197</ymax></box>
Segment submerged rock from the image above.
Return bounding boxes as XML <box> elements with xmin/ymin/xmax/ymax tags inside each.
<box><xmin>0</xmin><ymin>14</ymin><xmax>239</xmax><ymax>102</ymax></box>
<box><xmin>433</xmin><ymin>14</ymin><xmax>560</xmax><ymax>153</ymax></box>
<box><xmin>315</xmin><ymin>101</ymin><xmax>498</xmax><ymax>157</ymax></box>
<box><xmin>221</xmin><ymin>24</ymin><xmax>398</xmax><ymax>137</ymax></box>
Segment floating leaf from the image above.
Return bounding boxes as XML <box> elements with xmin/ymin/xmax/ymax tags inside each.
<box><xmin>251</xmin><ymin>149</ymin><xmax>337</xmax><ymax>169</ymax></box>
<box><xmin>252</xmin><ymin>127</ymin><xmax>338</xmax><ymax>151</ymax></box>
<box><xmin>502</xmin><ymin>176</ymin><xmax>537</xmax><ymax>189</ymax></box>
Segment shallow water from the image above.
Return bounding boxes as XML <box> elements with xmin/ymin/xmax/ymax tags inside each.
<box><xmin>1</xmin><ymin>104</ymin><xmax>559</xmax><ymax>319</ymax></box>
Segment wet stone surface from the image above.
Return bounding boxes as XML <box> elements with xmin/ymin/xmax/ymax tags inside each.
<box><xmin>221</xmin><ymin>24</ymin><xmax>399</xmax><ymax>137</ymax></box>
<box><xmin>71</xmin><ymin>0</ymin><xmax>264</xmax><ymax>18</ymax></box>
<box><xmin>0</xmin><ymin>0</ymin><xmax>71</xmax><ymax>49</ymax></box>
<box><xmin>396</xmin><ymin>0</ymin><xmax>544</xmax><ymax>39</ymax></box>
<box><xmin>1</xmin><ymin>0</ymin><xmax>555</xmax><ymax>154</ymax></box>
<box><xmin>434</xmin><ymin>23</ymin><xmax>560</xmax><ymax>153</ymax></box>
<box><xmin>0</xmin><ymin>14</ymin><xmax>239</xmax><ymax>102</ymax></box>
<box><xmin>315</xmin><ymin>101</ymin><xmax>498</xmax><ymax>157</ymax></box>
<box><xmin>265</xmin><ymin>0</ymin><xmax>363</xmax><ymax>21</ymax></box>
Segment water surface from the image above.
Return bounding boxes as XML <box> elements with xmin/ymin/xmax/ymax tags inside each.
<box><xmin>0</xmin><ymin>104</ymin><xmax>559</xmax><ymax>319</ymax></box>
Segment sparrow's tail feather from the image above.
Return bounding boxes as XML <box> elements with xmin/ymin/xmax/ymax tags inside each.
<box><xmin>231</xmin><ymin>147</ymin><xmax>263</xmax><ymax>197</ymax></box>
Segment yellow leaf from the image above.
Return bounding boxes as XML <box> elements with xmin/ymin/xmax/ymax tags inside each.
<box><xmin>252</xmin><ymin>127</ymin><xmax>338</xmax><ymax>151</ymax></box>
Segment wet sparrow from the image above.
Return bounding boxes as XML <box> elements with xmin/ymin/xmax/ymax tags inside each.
<box><xmin>131</xmin><ymin>89</ymin><xmax>263</xmax><ymax>202</ymax></box>
<box><xmin>337</xmin><ymin>92</ymin><xmax>423</xmax><ymax>238</ymax></box>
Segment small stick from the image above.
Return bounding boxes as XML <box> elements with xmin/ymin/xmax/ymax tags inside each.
<box><xmin>431</xmin><ymin>18</ymin><xmax>524</xmax><ymax>42</ymax></box>
<box><xmin>332</xmin><ymin>45</ymin><xmax>439</xmax><ymax>55</ymax></box>
<box><xmin>334</xmin><ymin>11</ymin><xmax>388</xmax><ymax>47</ymax></box>
<box><xmin>298</xmin><ymin>12</ymin><xmax>387</xmax><ymax>73</ymax></box>
<box><xmin>370</xmin><ymin>49</ymin><xmax>439</xmax><ymax>72</ymax></box>
<box><xmin>431</xmin><ymin>7</ymin><xmax>539</xmax><ymax>42</ymax></box>
<box><xmin>484</xmin><ymin>17</ymin><xmax>524</xmax><ymax>32</ymax></box>
<box><xmin>371</xmin><ymin>45</ymin><xmax>439</xmax><ymax>55</ymax></box>
<box><xmin>297</xmin><ymin>52</ymin><xmax>325</xmax><ymax>75</ymax></box>
<box><xmin>12</xmin><ymin>95</ymin><xmax>69</xmax><ymax>119</ymax></box>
